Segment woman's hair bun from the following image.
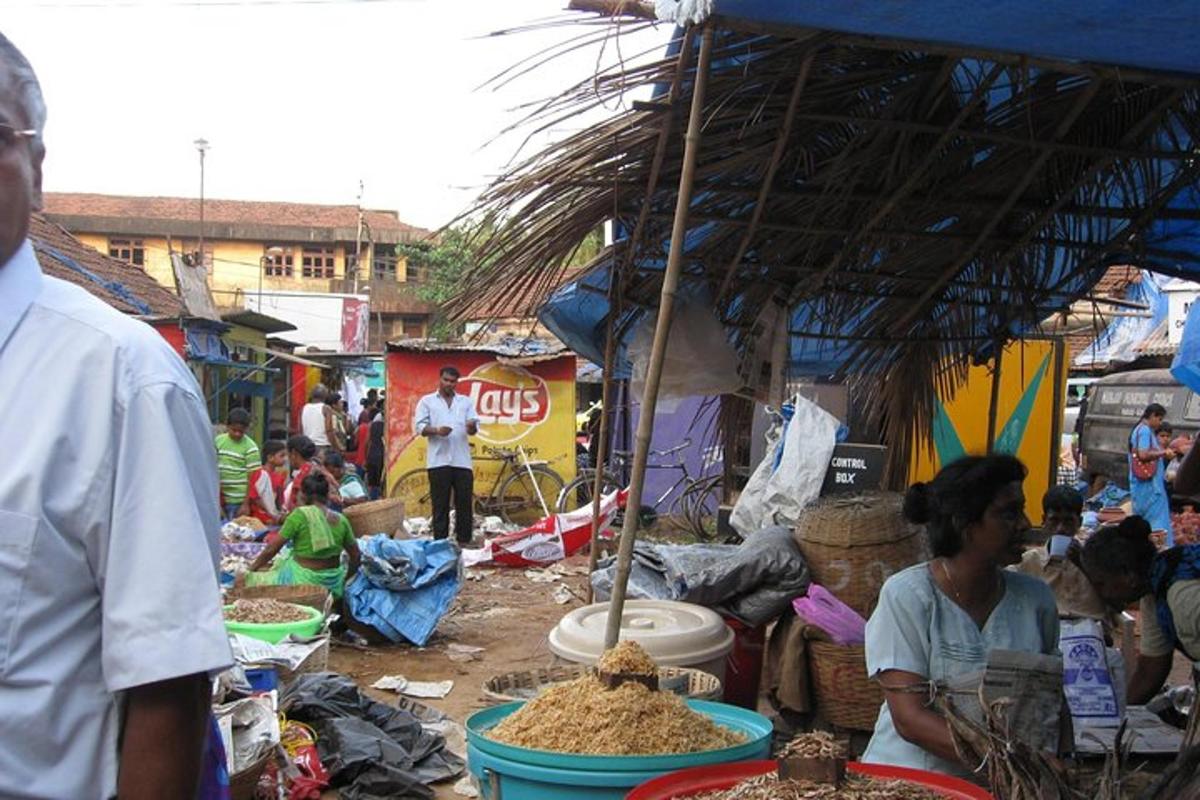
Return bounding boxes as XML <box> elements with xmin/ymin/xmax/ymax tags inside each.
<box><xmin>1115</xmin><ymin>515</ymin><xmax>1152</xmax><ymax>541</ymax></box>
<box><xmin>903</xmin><ymin>482</ymin><xmax>934</xmax><ymax>524</ymax></box>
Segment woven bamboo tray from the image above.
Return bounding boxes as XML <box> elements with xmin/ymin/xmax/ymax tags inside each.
<box><xmin>344</xmin><ymin>497</ymin><xmax>404</xmax><ymax>537</ymax></box>
<box><xmin>807</xmin><ymin>636</ymin><xmax>882</xmax><ymax>732</ymax></box>
<box><xmin>226</xmin><ymin>583</ymin><xmax>330</xmax><ymax>614</ymax></box>
<box><xmin>794</xmin><ymin>492</ymin><xmax>926</xmax><ymax>617</ymax></box>
<box><xmin>482</xmin><ymin>663</ymin><xmax>722</xmax><ymax>703</ymax></box>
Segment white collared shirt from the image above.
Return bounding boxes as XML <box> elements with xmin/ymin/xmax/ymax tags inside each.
<box><xmin>413</xmin><ymin>390</ymin><xmax>479</xmax><ymax>469</ymax></box>
<box><xmin>0</xmin><ymin>240</ymin><xmax>233</xmax><ymax>799</ymax></box>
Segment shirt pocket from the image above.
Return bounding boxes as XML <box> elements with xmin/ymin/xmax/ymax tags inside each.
<box><xmin>0</xmin><ymin>510</ymin><xmax>38</xmax><ymax>676</ymax></box>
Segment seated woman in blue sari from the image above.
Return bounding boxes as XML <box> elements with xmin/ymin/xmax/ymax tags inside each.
<box><xmin>862</xmin><ymin>454</ymin><xmax>1060</xmax><ymax>778</ymax></box>
<box><xmin>246</xmin><ymin>472</ymin><xmax>360</xmax><ymax>599</ymax></box>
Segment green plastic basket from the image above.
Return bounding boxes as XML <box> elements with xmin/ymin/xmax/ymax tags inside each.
<box><xmin>223</xmin><ymin>603</ymin><xmax>324</xmax><ymax>644</ymax></box>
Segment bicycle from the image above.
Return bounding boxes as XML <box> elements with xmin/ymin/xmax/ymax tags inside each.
<box><xmin>391</xmin><ymin>446</ymin><xmax>566</xmax><ymax>527</ymax></box>
<box><xmin>555</xmin><ymin>438</ymin><xmax>723</xmax><ymax>540</ymax></box>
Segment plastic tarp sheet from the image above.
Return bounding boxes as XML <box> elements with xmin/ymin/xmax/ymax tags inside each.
<box><xmin>730</xmin><ymin>393</ymin><xmax>839</xmax><ymax>536</ymax></box>
<box><xmin>1172</xmin><ymin>294</ymin><xmax>1200</xmax><ymax>393</ymax></box>
<box><xmin>1074</xmin><ymin>270</ymin><xmax>1167</xmax><ymax>369</ymax></box>
<box><xmin>282</xmin><ymin>672</ymin><xmax>464</xmax><ymax>799</ymax></box>
<box><xmin>628</xmin><ymin>300</ymin><xmax>741</xmax><ymax>399</ymax></box>
<box><xmin>344</xmin><ymin>536</ymin><xmax>461</xmax><ymax>646</ymax></box>
<box><xmin>591</xmin><ymin>526</ymin><xmax>810</xmax><ymax>626</ymax></box>
<box><xmin>709</xmin><ymin>0</ymin><xmax>1200</xmax><ymax>76</ymax></box>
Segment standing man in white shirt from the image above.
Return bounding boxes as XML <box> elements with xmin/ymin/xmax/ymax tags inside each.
<box><xmin>414</xmin><ymin>366</ymin><xmax>480</xmax><ymax>543</ymax></box>
<box><xmin>0</xmin><ymin>34</ymin><xmax>232</xmax><ymax>799</ymax></box>
<box><xmin>301</xmin><ymin>383</ymin><xmax>340</xmax><ymax>456</ymax></box>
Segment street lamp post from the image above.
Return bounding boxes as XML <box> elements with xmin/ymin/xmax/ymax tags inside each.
<box><xmin>194</xmin><ymin>138</ymin><xmax>209</xmax><ymax>269</ymax></box>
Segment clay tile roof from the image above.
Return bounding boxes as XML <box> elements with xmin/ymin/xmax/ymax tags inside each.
<box><xmin>1065</xmin><ymin>265</ymin><xmax>1143</xmax><ymax>369</ymax></box>
<box><xmin>27</xmin><ymin>213</ymin><xmax>185</xmax><ymax>317</ymax></box>
<box><xmin>41</xmin><ymin>192</ymin><xmax>434</xmax><ymax>243</ymax></box>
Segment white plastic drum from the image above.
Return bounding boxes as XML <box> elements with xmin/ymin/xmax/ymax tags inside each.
<box><xmin>548</xmin><ymin>599</ymin><xmax>735</xmax><ymax>682</ymax></box>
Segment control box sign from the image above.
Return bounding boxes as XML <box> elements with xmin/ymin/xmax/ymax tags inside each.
<box><xmin>821</xmin><ymin>444</ymin><xmax>886</xmax><ymax>496</ymax></box>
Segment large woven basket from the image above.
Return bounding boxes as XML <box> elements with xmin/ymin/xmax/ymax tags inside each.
<box><xmin>482</xmin><ymin>663</ymin><xmax>722</xmax><ymax>703</ymax></box>
<box><xmin>794</xmin><ymin>492</ymin><xmax>927</xmax><ymax>617</ymax></box>
<box><xmin>344</xmin><ymin>497</ymin><xmax>404</xmax><ymax>537</ymax></box>
<box><xmin>229</xmin><ymin>747</ymin><xmax>272</xmax><ymax>800</ymax></box>
<box><xmin>225</xmin><ymin>583</ymin><xmax>330</xmax><ymax>614</ymax></box>
<box><xmin>807</xmin><ymin>636</ymin><xmax>883</xmax><ymax>732</ymax></box>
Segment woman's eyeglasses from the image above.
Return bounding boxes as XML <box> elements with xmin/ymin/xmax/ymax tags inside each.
<box><xmin>0</xmin><ymin>123</ymin><xmax>37</xmax><ymax>152</ymax></box>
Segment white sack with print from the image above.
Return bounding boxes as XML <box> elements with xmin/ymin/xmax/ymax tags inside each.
<box><xmin>731</xmin><ymin>394</ymin><xmax>839</xmax><ymax>535</ymax></box>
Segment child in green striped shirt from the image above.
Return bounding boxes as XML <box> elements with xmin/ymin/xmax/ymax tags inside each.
<box><xmin>215</xmin><ymin>408</ymin><xmax>261</xmax><ymax>520</ymax></box>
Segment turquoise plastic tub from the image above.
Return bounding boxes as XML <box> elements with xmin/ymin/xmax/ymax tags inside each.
<box><xmin>466</xmin><ymin>700</ymin><xmax>772</xmax><ymax>800</ymax></box>
<box><xmin>223</xmin><ymin>603</ymin><xmax>324</xmax><ymax>644</ymax></box>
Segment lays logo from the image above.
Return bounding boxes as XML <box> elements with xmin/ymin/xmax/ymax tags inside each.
<box><xmin>459</xmin><ymin>362</ymin><xmax>551</xmax><ymax>444</ymax></box>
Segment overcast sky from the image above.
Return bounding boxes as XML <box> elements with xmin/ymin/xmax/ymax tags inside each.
<box><xmin>5</xmin><ymin>0</ymin><xmax>669</xmax><ymax>230</ymax></box>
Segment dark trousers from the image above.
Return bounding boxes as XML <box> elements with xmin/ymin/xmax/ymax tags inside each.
<box><xmin>428</xmin><ymin>466</ymin><xmax>474</xmax><ymax>543</ymax></box>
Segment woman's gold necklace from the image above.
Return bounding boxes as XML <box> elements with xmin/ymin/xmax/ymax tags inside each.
<box><xmin>940</xmin><ymin>558</ymin><xmax>997</xmax><ymax>610</ymax></box>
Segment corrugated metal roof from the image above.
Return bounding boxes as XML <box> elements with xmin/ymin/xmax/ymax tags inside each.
<box><xmin>1134</xmin><ymin>319</ymin><xmax>1175</xmax><ymax>357</ymax></box>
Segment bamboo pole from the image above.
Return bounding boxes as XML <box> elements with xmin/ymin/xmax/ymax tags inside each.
<box><xmin>586</xmin><ymin>28</ymin><xmax>695</xmax><ymax>602</ymax></box>
<box><xmin>604</xmin><ymin>24</ymin><xmax>714</xmax><ymax>649</ymax></box>
<box><xmin>585</xmin><ymin>265</ymin><xmax>621</xmax><ymax>602</ymax></box>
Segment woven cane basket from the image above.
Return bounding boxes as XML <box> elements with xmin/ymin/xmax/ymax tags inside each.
<box><xmin>807</xmin><ymin>637</ymin><xmax>883</xmax><ymax>732</ymax></box>
<box><xmin>344</xmin><ymin>497</ymin><xmax>404</xmax><ymax>537</ymax></box>
<box><xmin>269</xmin><ymin>635</ymin><xmax>330</xmax><ymax>688</ymax></box>
<box><xmin>226</xmin><ymin>583</ymin><xmax>330</xmax><ymax>614</ymax></box>
<box><xmin>794</xmin><ymin>492</ymin><xmax>927</xmax><ymax>617</ymax></box>
<box><xmin>482</xmin><ymin>664</ymin><xmax>722</xmax><ymax>703</ymax></box>
<box><xmin>229</xmin><ymin>748</ymin><xmax>272</xmax><ymax>800</ymax></box>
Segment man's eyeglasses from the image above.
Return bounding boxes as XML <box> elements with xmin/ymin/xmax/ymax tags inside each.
<box><xmin>0</xmin><ymin>124</ymin><xmax>37</xmax><ymax>151</ymax></box>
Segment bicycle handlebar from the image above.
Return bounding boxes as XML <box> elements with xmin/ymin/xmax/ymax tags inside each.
<box><xmin>609</xmin><ymin>438</ymin><xmax>692</xmax><ymax>462</ymax></box>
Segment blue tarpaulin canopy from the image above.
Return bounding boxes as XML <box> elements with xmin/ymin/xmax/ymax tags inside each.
<box><xmin>525</xmin><ymin>1</ymin><xmax>1200</xmax><ymax>382</ymax></box>
<box><xmin>450</xmin><ymin>2</ymin><xmax>1200</xmax><ymax>477</ymax></box>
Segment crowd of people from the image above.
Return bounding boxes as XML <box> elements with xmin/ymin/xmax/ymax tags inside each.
<box><xmin>213</xmin><ymin>385</ymin><xmax>386</xmax><ymax>600</ymax></box>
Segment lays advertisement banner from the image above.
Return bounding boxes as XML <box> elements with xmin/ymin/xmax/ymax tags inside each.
<box><xmin>909</xmin><ymin>339</ymin><xmax>1067</xmax><ymax>526</ymax></box>
<box><xmin>385</xmin><ymin>351</ymin><xmax>577</xmax><ymax>499</ymax></box>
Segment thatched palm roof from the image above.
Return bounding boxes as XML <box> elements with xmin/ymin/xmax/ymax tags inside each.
<box><xmin>449</xmin><ymin>7</ymin><xmax>1200</xmax><ymax>476</ymax></box>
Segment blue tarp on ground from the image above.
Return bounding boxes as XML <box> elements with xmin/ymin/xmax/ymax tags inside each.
<box><xmin>538</xmin><ymin>3</ymin><xmax>1200</xmax><ymax>377</ymax></box>
<box><xmin>344</xmin><ymin>536</ymin><xmax>461</xmax><ymax>647</ymax></box>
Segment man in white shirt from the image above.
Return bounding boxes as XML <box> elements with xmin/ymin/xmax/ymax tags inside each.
<box><xmin>414</xmin><ymin>366</ymin><xmax>480</xmax><ymax>543</ymax></box>
<box><xmin>0</xmin><ymin>35</ymin><xmax>232</xmax><ymax>799</ymax></box>
<box><xmin>301</xmin><ymin>383</ymin><xmax>339</xmax><ymax>454</ymax></box>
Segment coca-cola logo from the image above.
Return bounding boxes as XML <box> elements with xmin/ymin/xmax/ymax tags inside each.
<box><xmin>460</xmin><ymin>362</ymin><xmax>551</xmax><ymax>444</ymax></box>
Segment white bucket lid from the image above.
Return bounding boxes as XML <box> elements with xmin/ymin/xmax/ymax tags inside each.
<box><xmin>548</xmin><ymin>599</ymin><xmax>735</xmax><ymax>666</ymax></box>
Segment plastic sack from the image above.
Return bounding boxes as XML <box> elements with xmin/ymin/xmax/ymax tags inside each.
<box><xmin>731</xmin><ymin>394</ymin><xmax>839</xmax><ymax>536</ymax></box>
<box><xmin>792</xmin><ymin>583</ymin><xmax>867</xmax><ymax>645</ymax></box>
<box><xmin>628</xmin><ymin>300</ymin><xmax>741</xmax><ymax>400</ymax></box>
<box><xmin>1061</xmin><ymin>618</ymin><xmax>1125</xmax><ymax>727</ymax></box>
<box><xmin>591</xmin><ymin>527</ymin><xmax>810</xmax><ymax>627</ymax></box>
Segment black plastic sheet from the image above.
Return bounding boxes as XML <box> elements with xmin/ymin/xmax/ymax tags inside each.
<box><xmin>283</xmin><ymin>673</ymin><xmax>465</xmax><ymax>799</ymax></box>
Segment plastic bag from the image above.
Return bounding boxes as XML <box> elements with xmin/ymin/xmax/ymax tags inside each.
<box><xmin>282</xmin><ymin>672</ymin><xmax>464</xmax><ymax>799</ymax></box>
<box><xmin>731</xmin><ymin>394</ymin><xmax>839</xmax><ymax>535</ymax></box>
<box><xmin>628</xmin><ymin>300</ymin><xmax>741</xmax><ymax>400</ymax></box>
<box><xmin>792</xmin><ymin>583</ymin><xmax>867</xmax><ymax>645</ymax></box>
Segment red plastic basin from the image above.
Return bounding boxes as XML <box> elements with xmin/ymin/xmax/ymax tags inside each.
<box><xmin>626</xmin><ymin>759</ymin><xmax>993</xmax><ymax>799</ymax></box>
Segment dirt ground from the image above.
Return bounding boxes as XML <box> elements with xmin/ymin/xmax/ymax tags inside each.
<box><xmin>326</xmin><ymin>553</ymin><xmax>596</xmax><ymax>798</ymax></box>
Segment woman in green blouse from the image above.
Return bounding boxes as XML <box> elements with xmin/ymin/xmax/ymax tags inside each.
<box><xmin>246</xmin><ymin>472</ymin><xmax>361</xmax><ymax>598</ymax></box>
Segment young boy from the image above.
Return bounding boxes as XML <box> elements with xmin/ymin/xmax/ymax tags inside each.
<box><xmin>324</xmin><ymin>451</ymin><xmax>369</xmax><ymax>509</ymax></box>
<box><xmin>215</xmin><ymin>408</ymin><xmax>261</xmax><ymax>520</ymax></box>
<box><xmin>1016</xmin><ymin>485</ymin><xmax>1120</xmax><ymax>638</ymax></box>
<box><xmin>247</xmin><ymin>440</ymin><xmax>289</xmax><ymax>525</ymax></box>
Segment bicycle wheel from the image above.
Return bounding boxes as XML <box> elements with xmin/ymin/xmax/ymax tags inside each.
<box><xmin>496</xmin><ymin>465</ymin><xmax>565</xmax><ymax>526</ymax></box>
<box><xmin>391</xmin><ymin>467</ymin><xmax>434</xmax><ymax>520</ymax></box>
<box><xmin>683</xmin><ymin>475</ymin><xmax>723</xmax><ymax>541</ymax></box>
<box><xmin>555</xmin><ymin>469</ymin><xmax>622</xmax><ymax>514</ymax></box>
